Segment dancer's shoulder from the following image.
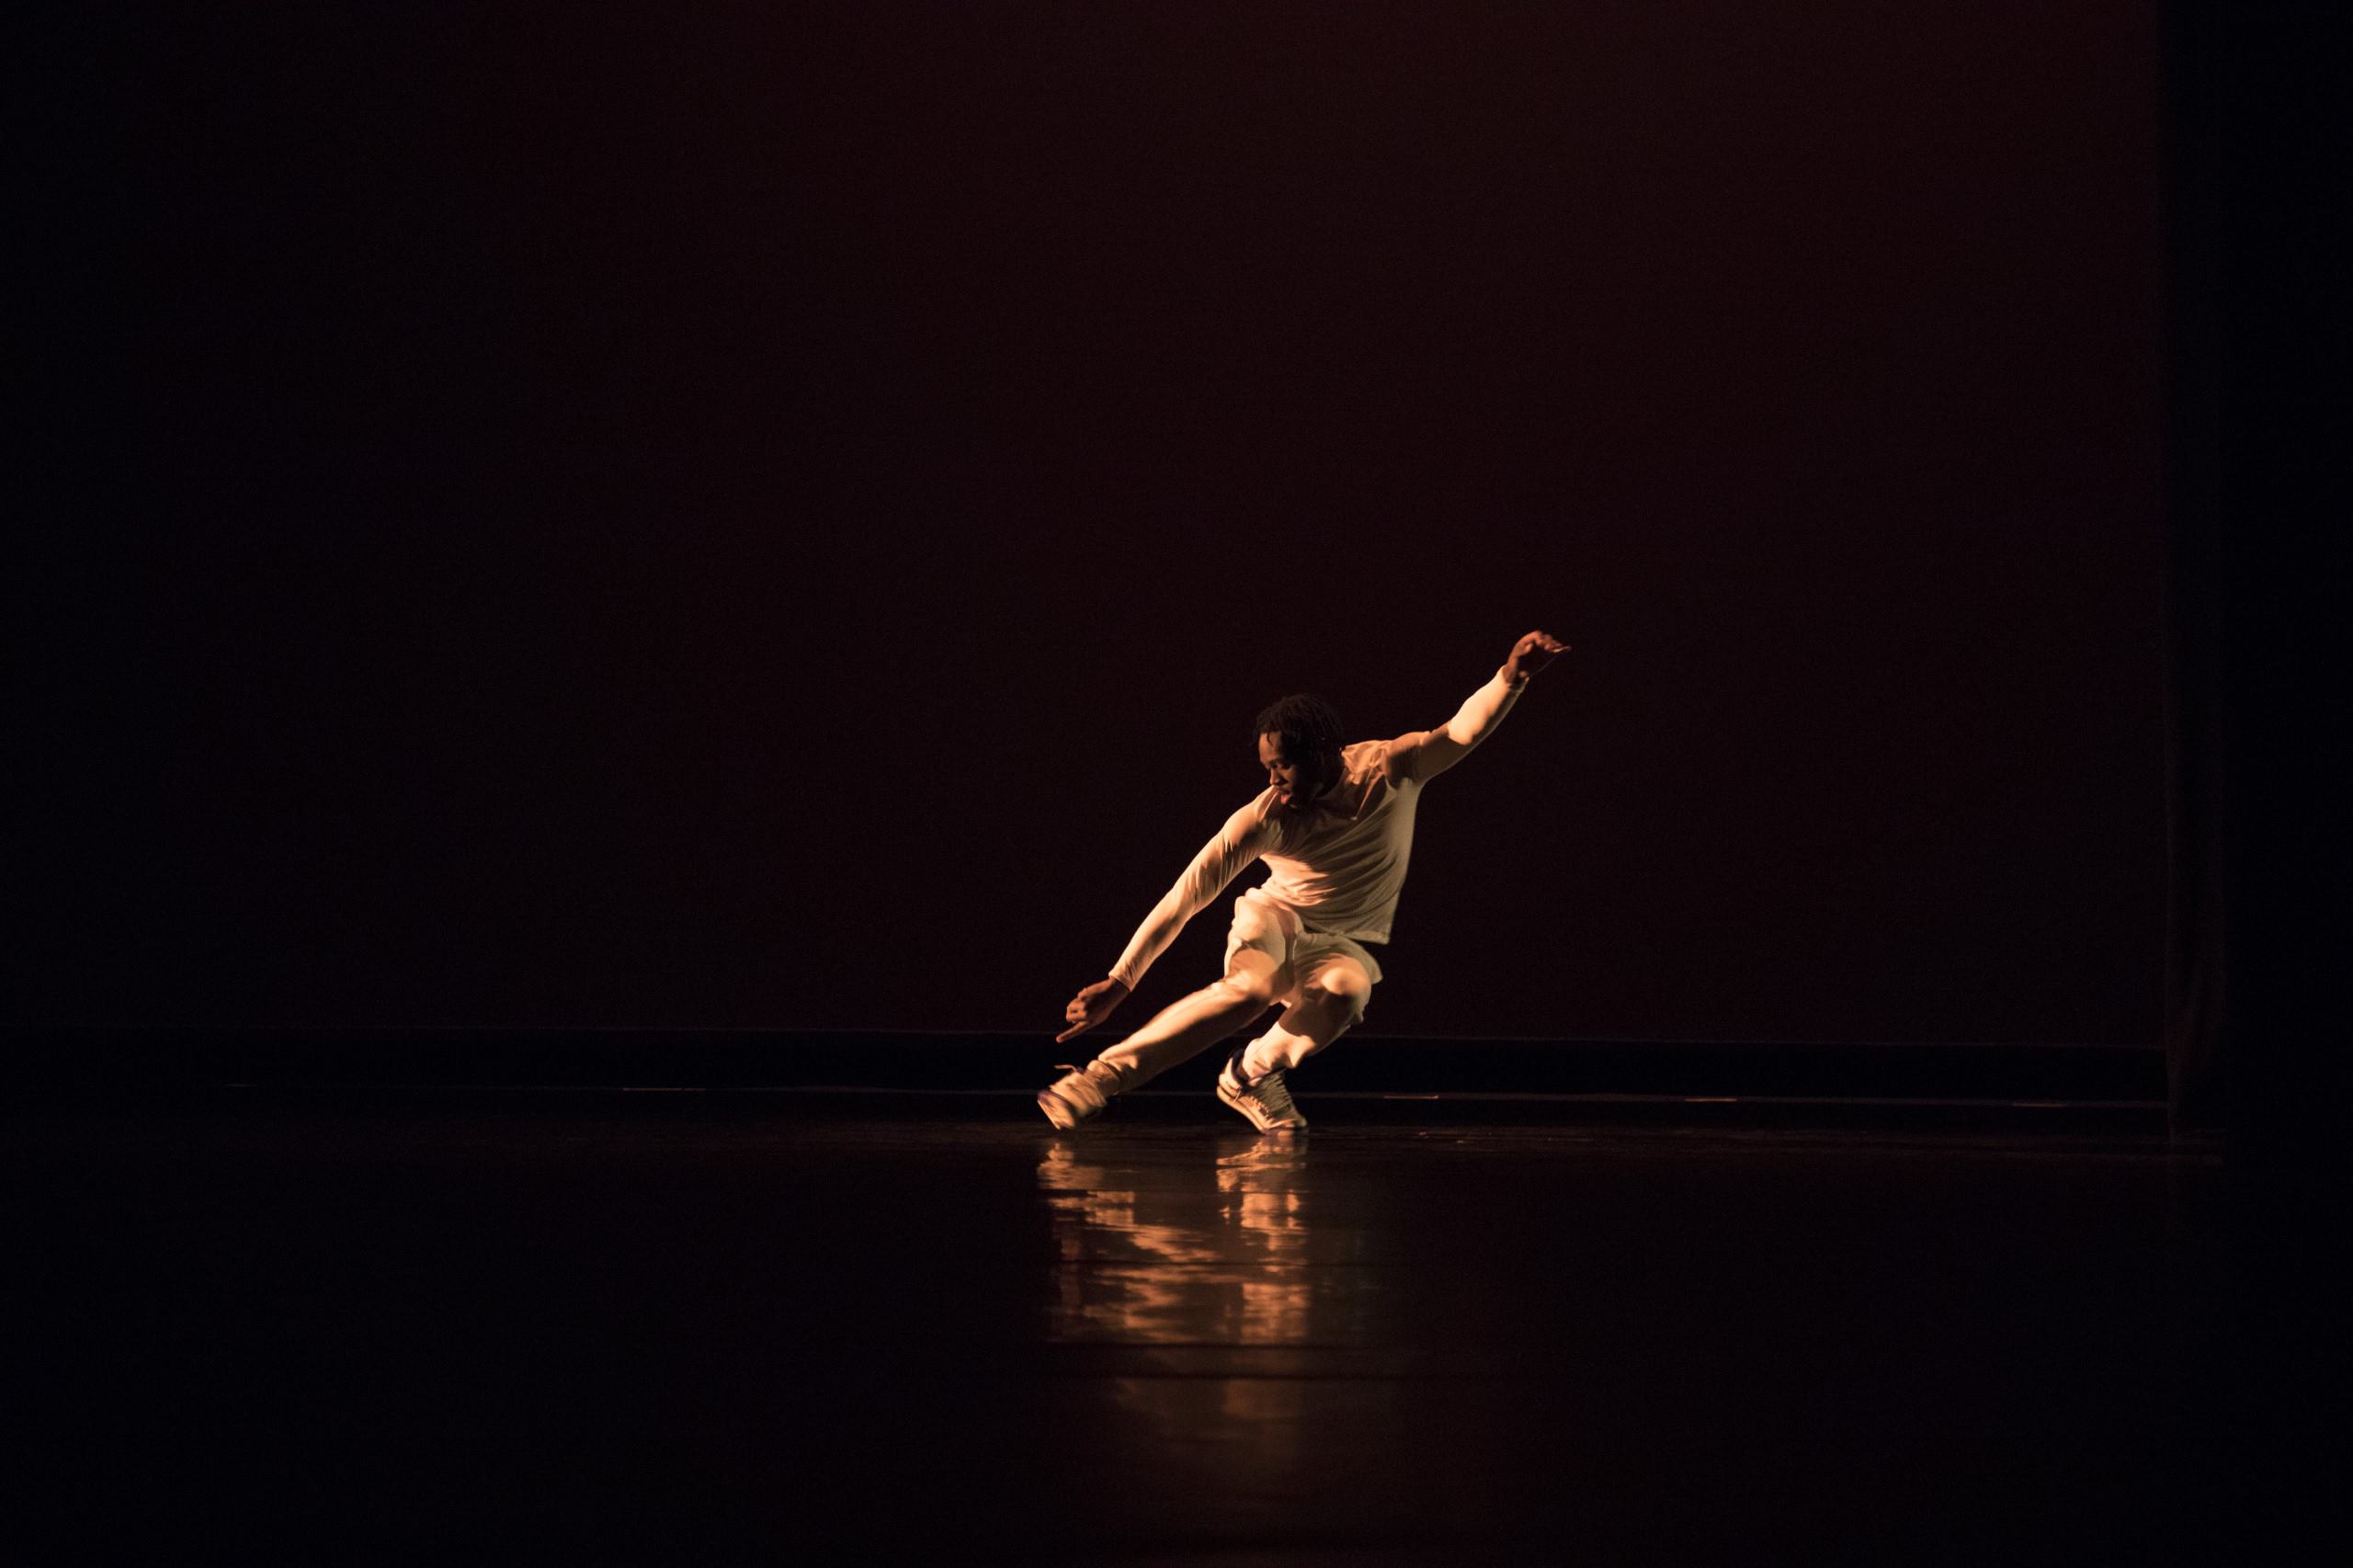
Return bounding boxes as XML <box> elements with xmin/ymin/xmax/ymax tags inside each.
<box><xmin>1368</xmin><ymin>733</ymin><xmax>1429</xmax><ymax>787</ymax></box>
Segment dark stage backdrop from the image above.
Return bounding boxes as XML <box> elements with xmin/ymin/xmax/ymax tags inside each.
<box><xmin>17</xmin><ymin>2</ymin><xmax>2163</xmax><ymax>1043</ymax></box>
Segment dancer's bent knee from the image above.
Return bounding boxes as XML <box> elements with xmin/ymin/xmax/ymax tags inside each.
<box><xmin>1239</xmin><ymin>983</ymin><xmax>1370</xmax><ymax>1081</ymax></box>
<box><xmin>1301</xmin><ymin>983</ymin><xmax>1368</xmax><ymax>1029</ymax></box>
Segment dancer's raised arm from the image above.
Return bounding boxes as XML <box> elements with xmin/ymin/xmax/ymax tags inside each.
<box><xmin>1386</xmin><ymin>630</ymin><xmax>1569</xmax><ymax>785</ymax></box>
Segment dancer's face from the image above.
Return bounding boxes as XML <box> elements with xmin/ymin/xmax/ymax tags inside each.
<box><xmin>1258</xmin><ymin>733</ymin><xmax>1330</xmax><ymax>808</ymax></box>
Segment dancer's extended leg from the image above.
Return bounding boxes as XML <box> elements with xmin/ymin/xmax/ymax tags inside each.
<box><xmin>1094</xmin><ymin>949</ymin><xmax>1285</xmax><ymax>1090</ymax></box>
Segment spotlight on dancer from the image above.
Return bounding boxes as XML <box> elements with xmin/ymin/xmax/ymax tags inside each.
<box><xmin>1040</xmin><ymin>630</ymin><xmax>1570</xmax><ymax>1132</ymax></box>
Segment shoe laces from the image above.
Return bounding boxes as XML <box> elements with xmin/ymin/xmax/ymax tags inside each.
<box><xmin>1229</xmin><ymin>1057</ymin><xmax>1293</xmax><ymax>1108</ymax></box>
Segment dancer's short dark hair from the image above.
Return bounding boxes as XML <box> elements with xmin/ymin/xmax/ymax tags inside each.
<box><xmin>1254</xmin><ymin>693</ymin><xmax>1344</xmax><ymax>761</ymax></box>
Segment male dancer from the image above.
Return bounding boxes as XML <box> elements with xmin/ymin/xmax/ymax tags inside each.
<box><xmin>1040</xmin><ymin>629</ymin><xmax>1569</xmax><ymax>1132</ymax></box>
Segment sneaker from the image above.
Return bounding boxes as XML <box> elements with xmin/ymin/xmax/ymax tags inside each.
<box><xmin>1215</xmin><ymin>1047</ymin><xmax>1307</xmax><ymax>1132</ymax></box>
<box><xmin>1038</xmin><ymin>1061</ymin><xmax>1122</xmax><ymax>1130</ymax></box>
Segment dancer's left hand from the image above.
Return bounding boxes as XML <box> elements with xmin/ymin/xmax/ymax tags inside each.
<box><xmin>1506</xmin><ymin>630</ymin><xmax>1570</xmax><ymax>679</ymax></box>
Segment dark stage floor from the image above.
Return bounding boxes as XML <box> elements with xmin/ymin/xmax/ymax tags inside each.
<box><xmin>6</xmin><ymin>1088</ymin><xmax>2319</xmax><ymax>1563</ymax></box>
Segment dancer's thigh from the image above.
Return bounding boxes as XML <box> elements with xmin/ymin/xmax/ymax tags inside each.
<box><xmin>1221</xmin><ymin>892</ymin><xmax>1299</xmax><ymax>1004</ymax></box>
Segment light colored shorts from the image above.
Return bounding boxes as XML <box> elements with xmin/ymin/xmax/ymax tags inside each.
<box><xmin>1222</xmin><ymin>887</ymin><xmax>1386</xmax><ymax>1004</ymax></box>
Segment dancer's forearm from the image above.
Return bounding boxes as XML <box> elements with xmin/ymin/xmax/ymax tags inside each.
<box><xmin>1110</xmin><ymin>888</ymin><xmax>1191</xmax><ymax>991</ymax></box>
<box><xmin>1438</xmin><ymin>664</ymin><xmax>1529</xmax><ymax>752</ymax></box>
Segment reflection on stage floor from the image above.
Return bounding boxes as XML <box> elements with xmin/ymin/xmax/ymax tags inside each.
<box><xmin>8</xmin><ymin>1091</ymin><xmax>2266</xmax><ymax>1563</ymax></box>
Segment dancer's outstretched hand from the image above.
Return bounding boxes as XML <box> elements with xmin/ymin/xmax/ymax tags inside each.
<box><xmin>1057</xmin><ymin>977</ymin><xmax>1131</xmax><ymax>1044</ymax></box>
<box><xmin>1506</xmin><ymin>630</ymin><xmax>1570</xmax><ymax>679</ymax></box>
